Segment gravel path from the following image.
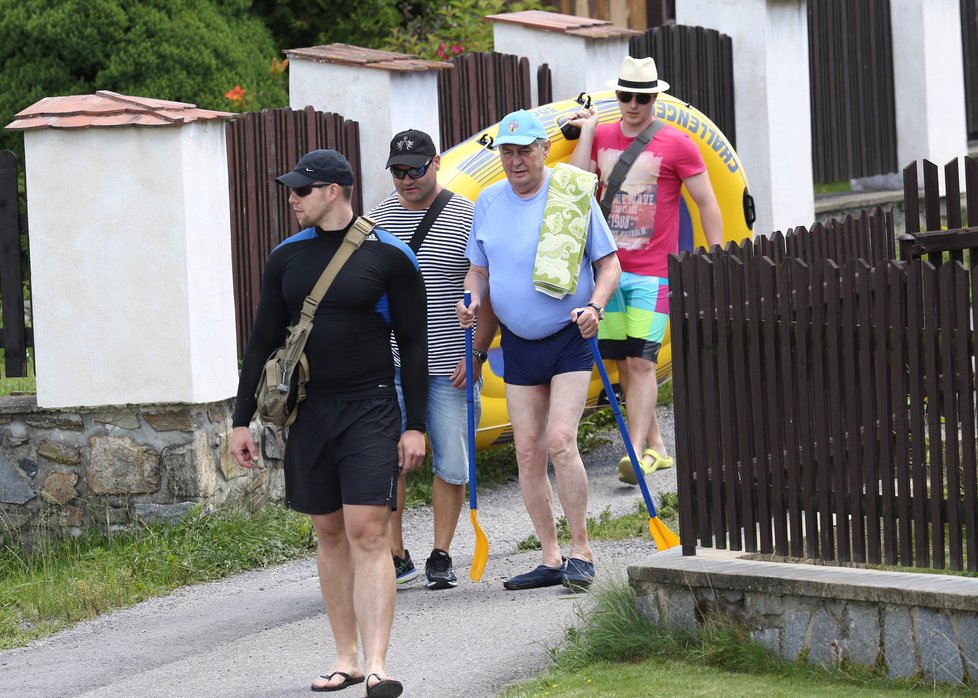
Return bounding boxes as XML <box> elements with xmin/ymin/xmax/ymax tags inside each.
<box><xmin>0</xmin><ymin>409</ymin><xmax>677</xmax><ymax>698</ymax></box>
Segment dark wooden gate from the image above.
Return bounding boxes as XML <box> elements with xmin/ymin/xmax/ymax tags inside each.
<box><xmin>0</xmin><ymin>150</ymin><xmax>31</xmax><ymax>377</ymax></box>
<box><xmin>629</xmin><ymin>24</ymin><xmax>736</xmax><ymax>148</ymax></box>
<box><xmin>670</xmin><ymin>155</ymin><xmax>978</xmax><ymax>573</ymax></box>
<box><xmin>225</xmin><ymin>107</ymin><xmax>361</xmax><ymax>356</ymax></box>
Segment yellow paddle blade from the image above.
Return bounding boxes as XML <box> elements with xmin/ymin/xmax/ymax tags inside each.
<box><xmin>649</xmin><ymin>517</ymin><xmax>680</xmax><ymax>551</ymax></box>
<box><xmin>469</xmin><ymin>509</ymin><xmax>489</xmax><ymax>581</ymax></box>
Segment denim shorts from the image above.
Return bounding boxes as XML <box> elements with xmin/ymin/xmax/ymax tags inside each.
<box><xmin>395</xmin><ymin>369</ymin><xmax>482</xmax><ymax>485</ymax></box>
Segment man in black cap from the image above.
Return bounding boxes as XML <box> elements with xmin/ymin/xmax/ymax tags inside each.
<box><xmin>230</xmin><ymin>148</ymin><xmax>426</xmax><ymax>697</ymax></box>
<box><xmin>369</xmin><ymin>130</ymin><xmax>497</xmax><ymax>591</ymax></box>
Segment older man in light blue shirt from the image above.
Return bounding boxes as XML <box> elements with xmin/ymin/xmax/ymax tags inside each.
<box><xmin>457</xmin><ymin>110</ymin><xmax>620</xmax><ymax>591</ymax></box>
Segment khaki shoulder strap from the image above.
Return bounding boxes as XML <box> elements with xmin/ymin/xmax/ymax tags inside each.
<box><xmin>298</xmin><ymin>216</ymin><xmax>376</xmax><ymax>323</ymax></box>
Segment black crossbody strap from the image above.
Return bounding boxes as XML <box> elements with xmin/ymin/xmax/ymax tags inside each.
<box><xmin>408</xmin><ymin>188</ymin><xmax>454</xmax><ymax>252</ymax></box>
<box><xmin>599</xmin><ymin>119</ymin><xmax>667</xmax><ymax>219</ymax></box>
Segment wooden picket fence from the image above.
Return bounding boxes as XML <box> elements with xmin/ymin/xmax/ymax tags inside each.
<box><xmin>670</xmin><ymin>157</ymin><xmax>978</xmax><ymax>572</ymax></box>
<box><xmin>629</xmin><ymin>23</ymin><xmax>736</xmax><ymax>148</ymax></box>
<box><xmin>437</xmin><ymin>51</ymin><xmax>543</xmax><ymax>151</ymax></box>
<box><xmin>225</xmin><ymin>107</ymin><xmax>361</xmax><ymax>356</ymax></box>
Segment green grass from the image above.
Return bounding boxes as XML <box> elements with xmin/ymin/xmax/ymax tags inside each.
<box><xmin>814</xmin><ymin>180</ymin><xmax>853</xmax><ymax>196</ymax></box>
<box><xmin>502</xmin><ymin>577</ymin><xmax>971</xmax><ymax>697</ymax></box>
<box><xmin>0</xmin><ymin>348</ymin><xmax>36</xmax><ymax>396</ymax></box>
<box><xmin>657</xmin><ymin>378</ymin><xmax>674</xmax><ymax>406</ymax></box>
<box><xmin>0</xmin><ymin>503</ymin><xmax>316</xmax><ymax>649</ymax></box>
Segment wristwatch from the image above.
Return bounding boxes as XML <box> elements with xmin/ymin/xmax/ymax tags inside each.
<box><xmin>472</xmin><ymin>349</ymin><xmax>488</xmax><ymax>365</ymax></box>
<box><xmin>586</xmin><ymin>302</ymin><xmax>605</xmax><ymax>320</ymax></box>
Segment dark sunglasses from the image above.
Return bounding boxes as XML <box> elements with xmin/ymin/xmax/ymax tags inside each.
<box><xmin>390</xmin><ymin>159</ymin><xmax>433</xmax><ymax>180</ymax></box>
<box><xmin>616</xmin><ymin>91</ymin><xmax>654</xmax><ymax>105</ymax></box>
<box><xmin>292</xmin><ymin>183</ymin><xmax>331</xmax><ymax>197</ymax></box>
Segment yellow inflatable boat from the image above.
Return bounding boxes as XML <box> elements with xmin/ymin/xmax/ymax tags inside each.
<box><xmin>439</xmin><ymin>90</ymin><xmax>754</xmax><ymax>450</ymax></box>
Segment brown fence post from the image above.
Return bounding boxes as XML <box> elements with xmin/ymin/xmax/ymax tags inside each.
<box><xmin>0</xmin><ymin>150</ymin><xmax>30</xmax><ymax>377</ymax></box>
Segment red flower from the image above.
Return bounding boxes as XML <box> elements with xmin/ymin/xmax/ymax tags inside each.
<box><xmin>224</xmin><ymin>85</ymin><xmax>246</xmax><ymax>102</ymax></box>
<box><xmin>450</xmin><ymin>44</ymin><xmax>464</xmax><ymax>56</ymax></box>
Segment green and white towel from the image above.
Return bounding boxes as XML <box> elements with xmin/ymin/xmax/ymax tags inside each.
<box><xmin>532</xmin><ymin>163</ymin><xmax>599</xmax><ymax>299</ymax></box>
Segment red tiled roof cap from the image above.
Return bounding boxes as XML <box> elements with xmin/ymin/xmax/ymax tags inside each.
<box><xmin>486</xmin><ymin>10</ymin><xmax>640</xmax><ymax>38</ymax></box>
<box><xmin>5</xmin><ymin>90</ymin><xmax>235</xmax><ymax>131</ymax></box>
<box><xmin>285</xmin><ymin>43</ymin><xmax>451</xmax><ymax>72</ymax></box>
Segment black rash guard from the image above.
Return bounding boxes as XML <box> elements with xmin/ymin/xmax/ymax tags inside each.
<box><xmin>233</xmin><ymin>221</ymin><xmax>428</xmax><ymax>432</ymax></box>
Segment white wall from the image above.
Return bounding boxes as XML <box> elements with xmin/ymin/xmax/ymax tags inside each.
<box><xmin>290</xmin><ymin>60</ymin><xmax>442</xmax><ymax>210</ymax></box>
<box><xmin>491</xmin><ymin>23</ymin><xmax>631</xmax><ymax>104</ymax></box>
<box><xmin>24</xmin><ymin>123</ymin><xmax>238</xmax><ymax>408</ymax></box>
<box><xmin>678</xmin><ymin>0</ymin><xmax>814</xmax><ymax>236</ymax></box>
<box><xmin>891</xmin><ymin>0</ymin><xmax>968</xmax><ymax>179</ymax></box>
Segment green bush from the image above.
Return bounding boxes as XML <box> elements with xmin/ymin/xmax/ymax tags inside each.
<box><xmin>0</xmin><ymin>0</ymin><xmax>288</xmax><ymax>157</ymax></box>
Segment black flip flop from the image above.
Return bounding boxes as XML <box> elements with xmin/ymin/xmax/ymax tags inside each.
<box><xmin>311</xmin><ymin>671</ymin><xmax>365</xmax><ymax>692</ymax></box>
<box><xmin>365</xmin><ymin>673</ymin><xmax>403</xmax><ymax>698</ymax></box>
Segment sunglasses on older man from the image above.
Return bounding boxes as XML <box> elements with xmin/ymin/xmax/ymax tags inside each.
<box><xmin>616</xmin><ymin>91</ymin><xmax>654</xmax><ymax>105</ymax></box>
<box><xmin>292</xmin><ymin>183</ymin><xmax>332</xmax><ymax>197</ymax></box>
<box><xmin>390</xmin><ymin>159</ymin><xmax>433</xmax><ymax>180</ymax></box>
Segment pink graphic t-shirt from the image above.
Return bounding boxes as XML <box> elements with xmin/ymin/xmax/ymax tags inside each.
<box><xmin>591</xmin><ymin>121</ymin><xmax>705</xmax><ymax>277</ymax></box>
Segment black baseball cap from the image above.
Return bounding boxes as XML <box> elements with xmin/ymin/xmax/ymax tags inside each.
<box><xmin>276</xmin><ymin>149</ymin><xmax>354</xmax><ymax>187</ymax></box>
<box><xmin>386</xmin><ymin>129</ymin><xmax>437</xmax><ymax>169</ymax></box>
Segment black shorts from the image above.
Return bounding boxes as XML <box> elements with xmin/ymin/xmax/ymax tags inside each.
<box><xmin>597</xmin><ymin>337</ymin><xmax>662</xmax><ymax>363</ymax></box>
<box><xmin>283</xmin><ymin>397</ymin><xmax>401</xmax><ymax>515</ymax></box>
<box><xmin>499</xmin><ymin>322</ymin><xmax>593</xmax><ymax>386</ymax></box>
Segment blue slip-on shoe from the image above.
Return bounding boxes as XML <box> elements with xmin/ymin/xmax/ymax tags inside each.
<box><xmin>503</xmin><ymin>561</ymin><xmax>566</xmax><ymax>590</ymax></box>
<box><xmin>561</xmin><ymin>557</ymin><xmax>595</xmax><ymax>590</ymax></box>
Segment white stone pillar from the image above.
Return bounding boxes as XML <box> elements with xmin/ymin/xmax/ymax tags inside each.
<box><xmin>488</xmin><ymin>10</ymin><xmax>638</xmax><ymax>105</ymax></box>
<box><xmin>677</xmin><ymin>0</ymin><xmax>814</xmax><ymax>236</ymax></box>
<box><xmin>890</xmin><ymin>0</ymin><xmax>968</xmax><ymax>179</ymax></box>
<box><xmin>286</xmin><ymin>45</ymin><xmax>449</xmax><ymax>210</ymax></box>
<box><xmin>6</xmin><ymin>92</ymin><xmax>239</xmax><ymax>409</ymax></box>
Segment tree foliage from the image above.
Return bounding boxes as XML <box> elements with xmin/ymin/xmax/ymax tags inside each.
<box><xmin>0</xmin><ymin>0</ymin><xmax>288</xmax><ymax>157</ymax></box>
<box><xmin>250</xmin><ymin>0</ymin><xmax>409</xmax><ymax>53</ymax></box>
<box><xmin>251</xmin><ymin>0</ymin><xmax>546</xmax><ymax>61</ymax></box>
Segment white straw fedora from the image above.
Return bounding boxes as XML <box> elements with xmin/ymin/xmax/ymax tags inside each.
<box><xmin>606</xmin><ymin>56</ymin><xmax>670</xmax><ymax>94</ymax></box>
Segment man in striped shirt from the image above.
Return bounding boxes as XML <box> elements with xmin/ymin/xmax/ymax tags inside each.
<box><xmin>370</xmin><ymin>129</ymin><xmax>498</xmax><ymax>590</ymax></box>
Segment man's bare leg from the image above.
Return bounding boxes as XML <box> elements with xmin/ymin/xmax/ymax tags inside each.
<box><xmin>505</xmin><ymin>383</ymin><xmax>562</xmax><ymax>568</ymax></box>
<box><xmin>623</xmin><ymin>356</ymin><xmax>667</xmax><ymax>462</ymax></box>
<box><xmin>310</xmin><ymin>511</ymin><xmax>362</xmax><ymax>690</ymax></box>
<box><xmin>432</xmin><ymin>476</ymin><xmax>464</xmax><ymax>553</ymax></box>
<box><xmin>343</xmin><ymin>503</ymin><xmax>397</xmax><ymax>682</ymax></box>
<box><xmin>545</xmin><ymin>371</ymin><xmax>593</xmax><ymax>561</ymax></box>
<box><xmin>389</xmin><ymin>474</ymin><xmax>407</xmax><ymax>558</ymax></box>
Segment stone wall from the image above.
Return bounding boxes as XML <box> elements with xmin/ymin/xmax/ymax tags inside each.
<box><xmin>0</xmin><ymin>396</ymin><xmax>285</xmax><ymax>538</ymax></box>
<box><xmin>630</xmin><ymin>548</ymin><xmax>978</xmax><ymax>687</ymax></box>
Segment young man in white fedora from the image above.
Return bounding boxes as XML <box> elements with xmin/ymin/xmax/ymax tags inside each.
<box><xmin>568</xmin><ymin>55</ymin><xmax>724</xmax><ymax>486</ymax></box>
